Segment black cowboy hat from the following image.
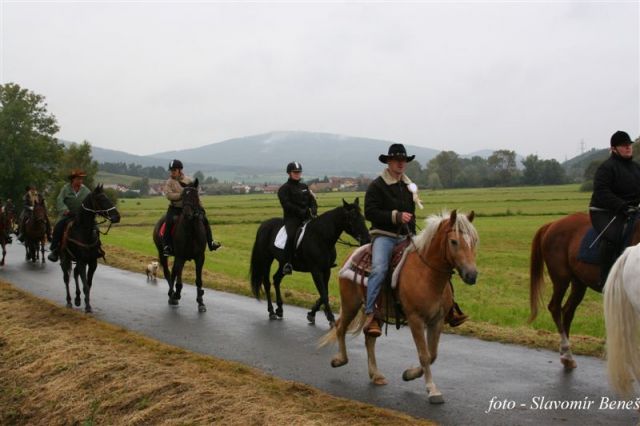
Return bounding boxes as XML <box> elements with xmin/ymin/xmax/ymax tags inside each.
<box><xmin>611</xmin><ymin>130</ymin><xmax>633</xmax><ymax>147</ymax></box>
<box><xmin>378</xmin><ymin>143</ymin><xmax>415</xmax><ymax>164</ymax></box>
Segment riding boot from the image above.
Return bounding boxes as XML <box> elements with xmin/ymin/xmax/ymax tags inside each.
<box><xmin>283</xmin><ymin>238</ymin><xmax>294</xmax><ymax>275</ymax></box>
<box><xmin>47</xmin><ymin>243</ymin><xmax>59</xmax><ymax>262</ymax></box>
<box><xmin>445</xmin><ymin>281</ymin><xmax>468</xmax><ymax>327</ymax></box>
<box><xmin>597</xmin><ymin>240</ymin><xmax>619</xmax><ymax>292</ymax></box>
<box><xmin>363</xmin><ymin>312</ymin><xmax>382</xmax><ymax>337</ymax></box>
<box><xmin>163</xmin><ymin>214</ymin><xmax>174</xmax><ymax>256</ymax></box>
<box><xmin>202</xmin><ymin>214</ymin><xmax>220</xmax><ymax>251</ymax></box>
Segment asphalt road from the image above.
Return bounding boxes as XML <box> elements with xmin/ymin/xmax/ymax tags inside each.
<box><xmin>0</xmin><ymin>243</ymin><xmax>636</xmax><ymax>426</ymax></box>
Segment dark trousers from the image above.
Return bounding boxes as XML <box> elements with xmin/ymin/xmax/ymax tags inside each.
<box><xmin>50</xmin><ymin>216</ymin><xmax>73</xmax><ymax>251</ymax></box>
<box><xmin>590</xmin><ymin>210</ymin><xmax>627</xmax><ymax>285</ymax></box>
<box><xmin>283</xmin><ymin>218</ymin><xmax>301</xmax><ymax>264</ymax></box>
<box><xmin>163</xmin><ymin>206</ymin><xmax>213</xmax><ymax>248</ymax></box>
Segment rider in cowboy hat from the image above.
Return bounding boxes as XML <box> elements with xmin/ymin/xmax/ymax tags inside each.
<box><xmin>47</xmin><ymin>169</ymin><xmax>91</xmax><ymax>262</ymax></box>
<box><xmin>162</xmin><ymin>159</ymin><xmax>220</xmax><ymax>256</ymax></box>
<box><xmin>363</xmin><ymin>143</ymin><xmax>468</xmax><ymax>337</ymax></box>
<box><xmin>278</xmin><ymin>161</ymin><xmax>317</xmax><ymax>275</ymax></box>
<box><xmin>589</xmin><ymin>130</ymin><xmax>640</xmax><ymax>290</ymax></box>
<box><xmin>17</xmin><ymin>184</ymin><xmax>52</xmax><ymax>243</ymax></box>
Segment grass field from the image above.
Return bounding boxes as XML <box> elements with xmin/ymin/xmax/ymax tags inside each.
<box><xmin>101</xmin><ymin>184</ymin><xmax>605</xmax><ymax>355</ymax></box>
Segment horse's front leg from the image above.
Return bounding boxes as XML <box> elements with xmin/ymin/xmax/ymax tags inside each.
<box><xmin>321</xmin><ymin>268</ymin><xmax>336</xmax><ymax>327</ymax></box>
<box><xmin>40</xmin><ymin>240</ymin><xmax>45</xmax><ymax>264</ymax></box>
<box><xmin>84</xmin><ymin>259</ymin><xmax>98</xmax><ymax>313</ymax></box>
<box><xmin>365</xmin><ymin>333</ymin><xmax>387</xmax><ymax>385</ymax></box>
<box><xmin>195</xmin><ymin>255</ymin><xmax>206</xmax><ymax>312</ymax></box>
<box><xmin>61</xmin><ymin>260</ymin><xmax>72</xmax><ymax>307</ymax></box>
<box><xmin>169</xmin><ymin>259</ymin><xmax>185</xmax><ymax>305</ymax></box>
<box><xmin>73</xmin><ymin>263</ymin><xmax>82</xmax><ymax>307</ymax></box>
<box><xmin>403</xmin><ymin>315</ymin><xmax>443</xmax><ymax>404</ymax></box>
<box><xmin>307</xmin><ymin>270</ymin><xmax>327</xmax><ymax>325</ymax></box>
<box><xmin>76</xmin><ymin>262</ymin><xmax>92</xmax><ymax>313</ymax></box>
<box><xmin>158</xmin><ymin>253</ymin><xmax>172</xmax><ymax>288</ymax></box>
<box><xmin>268</xmin><ymin>267</ymin><xmax>283</xmax><ymax>320</ymax></box>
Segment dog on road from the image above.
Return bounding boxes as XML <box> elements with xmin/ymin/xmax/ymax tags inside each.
<box><xmin>146</xmin><ymin>261</ymin><xmax>159</xmax><ymax>281</ymax></box>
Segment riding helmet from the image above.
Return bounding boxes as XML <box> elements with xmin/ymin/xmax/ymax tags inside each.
<box><xmin>286</xmin><ymin>162</ymin><xmax>302</xmax><ymax>173</ymax></box>
<box><xmin>611</xmin><ymin>131</ymin><xmax>633</xmax><ymax>147</ymax></box>
<box><xmin>169</xmin><ymin>159</ymin><xmax>184</xmax><ymax>170</ymax></box>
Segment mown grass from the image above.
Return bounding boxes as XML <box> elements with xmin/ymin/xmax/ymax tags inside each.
<box><xmin>102</xmin><ymin>184</ymin><xmax>605</xmax><ymax>356</ymax></box>
<box><xmin>0</xmin><ymin>281</ymin><xmax>431</xmax><ymax>425</ymax></box>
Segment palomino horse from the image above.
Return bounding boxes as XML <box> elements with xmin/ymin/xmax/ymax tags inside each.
<box><xmin>604</xmin><ymin>242</ymin><xmax>640</xmax><ymax>398</ymax></box>
<box><xmin>153</xmin><ymin>179</ymin><xmax>209</xmax><ymax>312</ymax></box>
<box><xmin>59</xmin><ymin>185</ymin><xmax>120</xmax><ymax>312</ymax></box>
<box><xmin>250</xmin><ymin>198</ymin><xmax>370</xmax><ymax>326</ymax></box>
<box><xmin>320</xmin><ymin>210</ymin><xmax>478</xmax><ymax>403</ymax></box>
<box><xmin>529</xmin><ymin>212</ymin><xmax>640</xmax><ymax>369</ymax></box>
<box><xmin>0</xmin><ymin>206</ymin><xmax>12</xmax><ymax>266</ymax></box>
<box><xmin>24</xmin><ymin>202</ymin><xmax>48</xmax><ymax>263</ymax></box>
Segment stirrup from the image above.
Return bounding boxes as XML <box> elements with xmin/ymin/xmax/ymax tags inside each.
<box><xmin>363</xmin><ymin>313</ymin><xmax>381</xmax><ymax>337</ymax></box>
<box><xmin>162</xmin><ymin>245</ymin><xmax>173</xmax><ymax>256</ymax></box>
<box><xmin>282</xmin><ymin>263</ymin><xmax>293</xmax><ymax>275</ymax></box>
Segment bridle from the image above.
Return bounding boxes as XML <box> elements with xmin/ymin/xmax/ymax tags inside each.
<box><xmin>81</xmin><ymin>193</ymin><xmax>118</xmax><ymax>235</ymax></box>
<box><xmin>338</xmin><ymin>206</ymin><xmax>367</xmax><ymax>247</ymax></box>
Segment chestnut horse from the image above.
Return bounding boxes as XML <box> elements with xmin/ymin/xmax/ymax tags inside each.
<box><xmin>603</xmin><ymin>242</ymin><xmax>640</xmax><ymax>398</ymax></box>
<box><xmin>529</xmin><ymin>212</ymin><xmax>640</xmax><ymax>369</ymax></box>
<box><xmin>320</xmin><ymin>210</ymin><xmax>478</xmax><ymax>404</ymax></box>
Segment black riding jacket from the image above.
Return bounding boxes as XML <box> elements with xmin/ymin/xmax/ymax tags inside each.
<box><xmin>278</xmin><ymin>179</ymin><xmax>318</xmax><ymax>222</ymax></box>
<box><xmin>365</xmin><ymin>171</ymin><xmax>416</xmax><ymax>237</ymax></box>
<box><xmin>590</xmin><ymin>154</ymin><xmax>640</xmax><ymax>213</ymax></box>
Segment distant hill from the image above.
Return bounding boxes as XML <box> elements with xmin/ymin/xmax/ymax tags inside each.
<box><xmin>150</xmin><ymin>131</ymin><xmax>440</xmax><ymax>177</ymax></box>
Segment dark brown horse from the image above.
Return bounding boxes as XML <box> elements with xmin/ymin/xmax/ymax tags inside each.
<box><xmin>153</xmin><ymin>179</ymin><xmax>208</xmax><ymax>312</ymax></box>
<box><xmin>24</xmin><ymin>202</ymin><xmax>48</xmax><ymax>263</ymax></box>
<box><xmin>529</xmin><ymin>212</ymin><xmax>640</xmax><ymax>369</ymax></box>
<box><xmin>320</xmin><ymin>210</ymin><xmax>478</xmax><ymax>403</ymax></box>
<box><xmin>0</xmin><ymin>206</ymin><xmax>13</xmax><ymax>266</ymax></box>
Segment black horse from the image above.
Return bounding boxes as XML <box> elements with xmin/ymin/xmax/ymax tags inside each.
<box><xmin>250</xmin><ymin>198</ymin><xmax>370</xmax><ymax>326</ymax></box>
<box><xmin>59</xmin><ymin>184</ymin><xmax>120</xmax><ymax>313</ymax></box>
<box><xmin>0</xmin><ymin>206</ymin><xmax>13</xmax><ymax>266</ymax></box>
<box><xmin>153</xmin><ymin>179</ymin><xmax>208</xmax><ymax>312</ymax></box>
<box><xmin>24</xmin><ymin>202</ymin><xmax>48</xmax><ymax>263</ymax></box>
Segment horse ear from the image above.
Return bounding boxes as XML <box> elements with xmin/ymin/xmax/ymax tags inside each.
<box><xmin>343</xmin><ymin>198</ymin><xmax>348</xmax><ymax>208</ymax></box>
<box><xmin>467</xmin><ymin>210</ymin><xmax>475</xmax><ymax>223</ymax></box>
<box><xmin>96</xmin><ymin>184</ymin><xmax>103</xmax><ymax>192</ymax></box>
<box><xmin>194</xmin><ymin>178</ymin><xmax>199</xmax><ymax>188</ymax></box>
<box><xmin>449</xmin><ymin>209</ymin><xmax>458</xmax><ymax>225</ymax></box>
<box><xmin>353</xmin><ymin>197</ymin><xmax>359</xmax><ymax>206</ymax></box>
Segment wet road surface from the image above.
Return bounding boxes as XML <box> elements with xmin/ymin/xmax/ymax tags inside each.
<box><xmin>0</xmin><ymin>243</ymin><xmax>636</xmax><ymax>425</ymax></box>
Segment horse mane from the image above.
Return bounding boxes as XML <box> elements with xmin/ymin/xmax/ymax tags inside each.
<box><xmin>411</xmin><ymin>210</ymin><xmax>479</xmax><ymax>253</ymax></box>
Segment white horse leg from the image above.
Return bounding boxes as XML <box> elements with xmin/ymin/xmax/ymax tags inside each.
<box><xmin>559</xmin><ymin>332</ymin><xmax>576</xmax><ymax>369</ymax></box>
<box><xmin>365</xmin><ymin>333</ymin><xmax>387</xmax><ymax>385</ymax></box>
<box><xmin>404</xmin><ymin>316</ymin><xmax>443</xmax><ymax>404</ymax></box>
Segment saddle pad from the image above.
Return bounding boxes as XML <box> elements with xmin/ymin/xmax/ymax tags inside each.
<box><xmin>339</xmin><ymin>238</ymin><xmax>411</xmax><ymax>288</ymax></box>
<box><xmin>274</xmin><ymin>223</ymin><xmax>307</xmax><ymax>250</ymax></box>
<box><xmin>577</xmin><ymin>228</ymin><xmax>600</xmax><ymax>265</ymax></box>
<box><xmin>159</xmin><ymin>222</ymin><xmax>176</xmax><ymax>238</ymax></box>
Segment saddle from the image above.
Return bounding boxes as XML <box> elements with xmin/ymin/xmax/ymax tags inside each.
<box><xmin>61</xmin><ymin>220</ymin><xmax>105</xmax><ymax>259</ymax></box>
<box><xmin>339</xmin><ymin>237</ymin><xmax>412</xmax><ymax>288</ymax></box>
<box><xmin>274</xmin><ymin>222</ymin><xmax>308</xmax><ymax>250</ymax></box>
<box><xmin>159</xmin><ymin>221</ymin><xmax>176</xmax><ymax>238</ymax></box>
<box><xmin>578</xmin><ymin>216</ymin><xmax>638</xmax><ymax>265</ymax></box>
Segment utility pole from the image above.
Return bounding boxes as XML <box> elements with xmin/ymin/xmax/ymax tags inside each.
<box><xmin>580</xmin><ymin>139</ymin><xmax>585</xmax><ymax>155</ymax></box>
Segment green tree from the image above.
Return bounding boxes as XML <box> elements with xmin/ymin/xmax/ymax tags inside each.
<box><xmin>487</xmin><ymin>150</ymin><xmax>519</xmax><ymax>186</ymax></box>
<box><xmin>131</xmin><ymin>177</ymin><xmax>150</xmax><ymax>196</ymax></box>
<box><xmin>193</xmin><ymin>170</ymin><xmax>205</xmax><ymax>182</ymax></box>
<box><xmin>425</xmin><ymin>151</ymin><xmax>461</xmax><ymax>188</ymax></box>
<box><xmin>0</xmin><ymin>83</ymin><xmax>63</xmax><ymax>204</ymax></box>
<box><xmin>404</xmin><ymin>161</ymin><xmax>427</xmax><ymax>186</ymax></box>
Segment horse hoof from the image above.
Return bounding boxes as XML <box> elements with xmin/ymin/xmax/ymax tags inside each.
<box><xmin>329</xmin><ymin>320</ymin><xmax>336</xmax><ymax>329</ymax></box>
<box><xmin>372</xmin><ymin>376</ymin><xmax>388</xmax><ymax>386</ymax></box>
<box><xmin>276</xmin><ymin>309</ymin><xmax>283</xmax><ymax>318</ymax></box>
<box><xmin>74</xmin><ymin>298</ymin><xmax>81</xmax><ymax>307</ymax></box>
<box><xmin>85</xmin><ymin>307</ymin><xmax>93</xmax><ymax>313</ymax></box>
<box><xmin>168</xmin><ymin>298</ymin><xmax>179</xmax><ymax>306</ymax></box>
<box><xmin>66</xmin><ymin>302</ymin><xmax>72</xmax><ymax>308</ymax></box>
<box><xmin>307</xmin><ymin>312</ymin><xmax>315</xmax><ymax>324</ymax></box>
<box><xmin>269</xmin><ymin>313</ymin><xmax>278</xmax><ymax>320</ymax></box>
<box><xmin>561</xmin><ymin>357</ymin><xmax>577</xmax><ymax>370</ymax></box>
<box><xmin>429</xmin><ymin>394</ymin><xmax>445</xmax><ymax>404</ymax></box>
<box><xmin>198</xmin><ymin>305</ymin><xmax>207</xmax><ymax>313</ymax></box>
<box><xmin>331</xmin><ymin>358</ymin><xmax>348</xmax><ymax>368</ymax></box>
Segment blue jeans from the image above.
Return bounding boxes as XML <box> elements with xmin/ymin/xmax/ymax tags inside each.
<box><xmin>365</xmin><ymin>235</ymin><xmax>403</xmax><ymax>314</ymax></box>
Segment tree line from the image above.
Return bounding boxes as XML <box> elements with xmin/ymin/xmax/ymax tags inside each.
<box><xmin>0</xmin><ymin>83</ymin><xmax>112</xmax><ymax>213</ymax></box>
<box><xmin>99</xmin><ymin>162</ymin><xmax>167</xmax><ymax>180</ymax></box>
<box><xmin>404</xmin><ymin>150</ymin><xmax>568</xmax><ymax>189</ymax></box>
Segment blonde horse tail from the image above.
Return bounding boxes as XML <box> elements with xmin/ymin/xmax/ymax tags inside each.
<box><xmin>317</xmin><ymin>307</ymin><xmax>366</xmax><ymax>348</ymax></box>
<box><xmin>604</xmin><ymin>247</ymin><xmax>640</xmax><ymax>397</ymax></box>
<box><xmin>318</xmin><ymin>319</ymin><xmax>339</xmax><ymax>347</ymax></box>
<box><xmin>529</xmin><ymin>223</ymin><xmax>551</xmax><ymax>323</ymax></box>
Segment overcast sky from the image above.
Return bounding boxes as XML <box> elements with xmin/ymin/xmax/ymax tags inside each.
<box><xmin>1</xmin><ymin>1</ymin><xmax>638</xmax><ymax>162</ymax></box>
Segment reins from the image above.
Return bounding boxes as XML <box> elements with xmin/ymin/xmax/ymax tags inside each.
<box><xmin>404</xmin><ymin>223</ymin><xmax>456</xmax><ymax>277</ymax></box>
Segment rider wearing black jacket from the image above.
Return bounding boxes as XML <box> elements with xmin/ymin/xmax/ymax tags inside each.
<box><xmin>589</xmin><ymin>130</ymin><xmax>640</xmax><ymax>289</ymax></box>
<box><xmin>278</xmin><ymin>162</ymin><xmax>317</xmax><ymax>275</ymax></box>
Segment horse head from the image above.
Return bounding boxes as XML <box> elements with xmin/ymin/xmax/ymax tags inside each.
<box><xmin>84</xmin><ymin>184</ymin><xmax>121</xmax><ymax>224</ymax></box>
<box><xmin>444</xmin><ymin>210</ymin><xmax>478</xmax><ymax>285</ymax></box>
<box><xmin>180</xmin><ymin>179</ymin><xmax>201</xmax><ymax>221</ymax></box>
<box><xmin>342</xmin><ymin>197</ymin><xmax>371</xmax><ymax>246</ymax></box>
